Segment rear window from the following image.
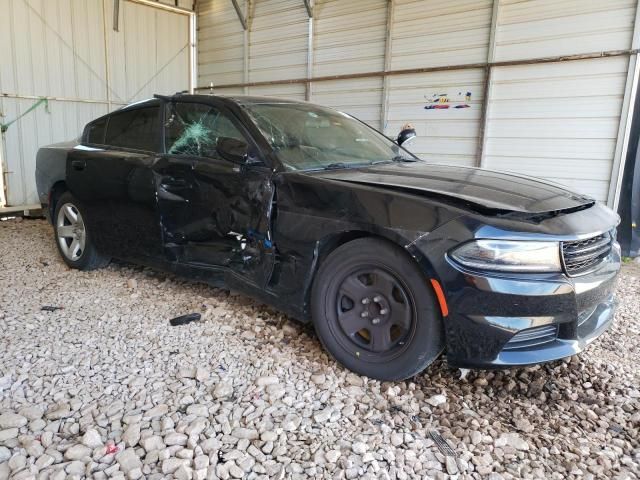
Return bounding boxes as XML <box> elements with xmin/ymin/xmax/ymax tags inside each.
<box><xmin>85</xmin><ymin>118</ymin><xmax>107</xmax><ymax>145</ymax></box>
<box><xmin>105</xmin><ymin>106</ymin><xmax>160</xmax><ymax>151</ymax></box>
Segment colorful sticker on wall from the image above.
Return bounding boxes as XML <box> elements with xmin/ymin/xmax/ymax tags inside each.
<box><xmin>424</xmin><ymin>91</ymin><xmax>471</xmax><ymax>110</ymax></box>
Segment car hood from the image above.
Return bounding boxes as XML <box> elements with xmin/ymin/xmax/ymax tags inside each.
<box><xmin>310</xmin><ymin>162</ymin><xmax>595</xmax><ymax>215</ymax></box>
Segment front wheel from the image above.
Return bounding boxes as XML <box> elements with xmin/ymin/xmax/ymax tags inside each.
<box><xmin>53</xmin><ymin>191</ymin><xmax>110</xmax><ymax>270</ymax></box>
<box><xmin>311</xmin><ymin>238</ymin><xmax>444</xmax><ymax>381</ymax></box>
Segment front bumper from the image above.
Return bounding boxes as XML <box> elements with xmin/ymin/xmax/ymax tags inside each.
<box><xmin>439</xmin><ymin>246</ymin><xmax>620</xmax><ymax>368</ymax></box>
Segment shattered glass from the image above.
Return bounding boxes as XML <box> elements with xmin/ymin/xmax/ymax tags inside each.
<box><xmin>168</xmin><ymin>118</ymin><xmax>216</xmax><ymax>156</ymax></box>
<box><xmin>165</xmin><ymin>103</ymin><xmax>244</xmax><ymax>158</ymax></box>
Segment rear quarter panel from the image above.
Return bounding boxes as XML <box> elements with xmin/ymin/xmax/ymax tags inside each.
<box><xmin>35</xmin><ymin>140</ymin><xmax>79</xmax><ymax>208</ymax></box>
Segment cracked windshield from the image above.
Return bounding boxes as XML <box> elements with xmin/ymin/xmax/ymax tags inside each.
<box><xmin>244</xmin><ymin>102</ymin><xmax>416</xmax><ymax>171</ymax></box>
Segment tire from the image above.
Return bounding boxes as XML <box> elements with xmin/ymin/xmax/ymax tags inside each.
<box><xmin>311</xmin><ymin>237</ymin><xmax>444</xmax><ymax>381</ymax></box>
<box><xmin>53</xmin><ymin>191</ymin><xmax>110</xmax><ymax>270</ymax></box>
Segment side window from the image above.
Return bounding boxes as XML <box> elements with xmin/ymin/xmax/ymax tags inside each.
<box><xmin>85</xmin><ymin>117</ymin><xmax>107</xmax><ymax>145</ymax></box>
<box><xmin>164</xmin><ymin>102</ymin><xmax>246</xmax><ymax>158</ymax></box>
<box><xmin>105</xmin><ymin>106</ymin><xmax>160</xmax><ymax>151</ymax></box>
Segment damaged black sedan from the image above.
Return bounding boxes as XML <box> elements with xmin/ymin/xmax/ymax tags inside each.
<box><xmin>35</xmin><ymin>94</ymin><xmax>621</xmax><ymax>380</ymax></box>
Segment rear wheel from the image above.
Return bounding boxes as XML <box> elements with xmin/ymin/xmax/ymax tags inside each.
<box><xmin>53</xmin><ymin>191</ymin><xmax>110</xmax><ymax>270</ymax></box>
<box><xmin>311</xmin><ymin>238</ymin><xmax>444</xmax><ymax>381</ymax></box>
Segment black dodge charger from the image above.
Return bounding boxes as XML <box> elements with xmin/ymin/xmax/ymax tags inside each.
<box><xmin>35</xmin><ymin>94</ymin><xmax>621</xmax><ymax>380</ymax></box>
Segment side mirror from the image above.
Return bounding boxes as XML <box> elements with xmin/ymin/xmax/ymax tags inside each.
<box><xmin>396</xmin><ymin>127</ymin><xmax>417</xmax><ymax>146</ymax></box>
<box><xmin>216</xmin><ymin>137</ymin><xmax>249</xmax><ymax>164</ymax></box>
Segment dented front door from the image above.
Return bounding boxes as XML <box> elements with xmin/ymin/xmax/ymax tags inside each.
<box><xmin>155</xmin><ymin>100</ymin><xmax>276</xmax><ymax>287</ymax></box>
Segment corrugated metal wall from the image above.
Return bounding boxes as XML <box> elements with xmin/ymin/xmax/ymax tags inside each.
<box><xmin>198</xmin><ymin>0</ymin><xmax>245</xmax><ymax>87</ymax></box>
<box><xmin>483</xmin><ymin>0</ymin><xmax>637</xmax><ymax>202</ymax></box>
<box><xmin>387</xmin><ymin>0</ymin><xmax>492</xmax><ymax>165</ymax></box>
<box><xmin>0</xmin><ymin>0</ymin><xmax>190</xmax><ymax>208</ymax></box>
<box><xmin>197</xmin><ymin>0</ymin><xmax>638</xmax><ymax>205</ymax></box>
<box><xmin>312</xmin><ymin>0</ymin><xmax>387</xmax><ymax>128</ymax></box>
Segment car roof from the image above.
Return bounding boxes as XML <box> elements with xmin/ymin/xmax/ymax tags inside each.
<box><xmin>221</xmin><ymin>95</ymin><xmax>307</xmax><ymax>105</ymax></box>
<box><xmin>117</xmin><ymin>94</ymin><xmax>314</xmax><ymax>112</ymax></box>
<box><xmin>160</xmin><ymin>93</ymin><xmax>308</xmax><ymax>106</ymax></box>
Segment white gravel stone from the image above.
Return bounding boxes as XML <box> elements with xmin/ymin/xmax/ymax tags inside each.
<box><xmin>194</xmin><ymin>455</ymin><xmax>209</xmax><ymax>470</ymax></box>
<box><xmin>144</xmin><ymin>404</ymin><xmax>169</xmax><ymax>419</ymax></box>
<box><xmin>0</xmin><ymin>413</ymin><xmax>27</xmax><ymax>429</ymax></box>
<box><xmin>66</xmin><ymin>460</ymin><xmax>85</xmax><ymax>475</ymax></box>
<box><xmin>495</xmin><ymin>432</ymin><xmax>529</xmax><ymax>451</ymax></box>
<box><xmin>162</xmin><ymin>457</ymin><xmax>188</xmax><ymax>474</ymax></box>
<box><xmin>255</xmin><ymin>376</ymin><xmax>279</xmax><ymax>386</ymax></box>
<box><xmin>228</xmin><ymin>462</ymin><xmax>245</xmax><ymax>478</ymax></box>
<box><xmin>122</xmin><ymin>423</ymin><xmax>141</xmax><ymax>447</ymax></box>
<box><xmin>35</xmin><ymin>453</ymin><xmax>55</xmax><ymax>469</ymax></box>
<box><xmin>325</xmin><ymin>449</ymin><xmax>341</xmax><ymax>463</ymax></box>
<box><xmin>185</xmin><ymin>418</ymin><xmax>207</xmax><ymax>436</ymax></box>
<box><xmin>231</xmin><ymin>428</ymin><xmax>258</xmax><ymax>440</ymax></box>
<box><xmin>445</xmin><ymin>456</ymin><xmax>459</xmax><ymax>475</ymax></box>
<box><xmin>64</xmin><ymin>444</ymin><xmax>92</xmax><ymax>461</ymax></box>
<box><xmin>352</xmin><ymin>442</ymin><xmax>367</xmax><ymax>455</ymax></box>
<box><xmin>186</xmin><ymin>404</ymin><xmax>209</xmax><ymax>417</ymax></box>
<box><xmin>82</xmin><ymin>428</ymin><xmax>103</xmax><ymax>449</ymax></box>
<box><xmin>310</xmin><ymin>372</ymin><xmax>326</xmax><ymax>385</ymax></box>
<box><xmin>426</xmin><ymin>394</ymin><xmax>447</xmax><ymax>407</ymax></box>
<box><xmin>213</xmin><ymin>382</ymin><xmax>233</xmax><ymax>399</ymax></box>
<box><xmin>140</xmin><ymin>435</ymin><xmax>165</xmax><ymax>452</ymax></box>
<box><xmin>116</xmin><ymin>448</ymin><xmax>143</xmax><ymax>474</ymax></box>
<box><xmin>8</xmin><ymin>453</ymin><xmax>26</xmax><ymax>471</ymax></box>
<box><xmin>165</xmin><ymin>432</ymin><xmax>188</xmax><ymax>446</ymax></box>
<box><xmin>127</xmin><ymin>467</ymin><xmax>143</xmax><ymax>480</ymax></box>
<box><xmin>390</xmin><ymin>433</ymin><xmax>404</xmax><ymax>447</ymax></box>
<box><xmin>313</xmin><ymin>407</ymin><xmax>332</xmax><ymax>423</ymax></box>
<box><xmin>175</xmin><ymin>464</ymin><xmax>193</xmax><ymax>480</ymax></box>
<box><xmin>0</xmin><ymin>447</ymin><xmax>9</xmax><ymax>463</ymax></box>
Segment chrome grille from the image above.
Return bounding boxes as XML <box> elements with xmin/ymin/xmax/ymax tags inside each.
<box><xmin>562</xmin><ymin>232</ymin><xmax>612</xmax><ymax>276</ymax></box>
<box><xmin>503</xmin><ymin>325</ymin><xmax>558</xmax><ymax>350</ymax></box>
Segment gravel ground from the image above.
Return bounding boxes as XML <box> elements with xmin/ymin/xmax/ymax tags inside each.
<box><xmin>0</xmin><ymin>217</ymin><xmax>638</xmax><ymax>480</ymax></box>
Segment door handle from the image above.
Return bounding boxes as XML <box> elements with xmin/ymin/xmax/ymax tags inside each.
<box><xmin>71</xmin><ymin>160</ymin><xmax>86</xmax><ymax>171</ymax></box>
<box><xmin>157</xmin><ymin>184</ymin><xmax>187</xmax><ymax>202</ymax></box>
<box><xmin>160</xmin><ymin>176</ymin><xmax>189</xmax><ymax>190</ymax></box>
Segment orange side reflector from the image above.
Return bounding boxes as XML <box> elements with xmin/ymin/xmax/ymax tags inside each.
<box><xmin>430</xmin><ymin>279</ymin><xmax>449</xmax><ymax>317</ymax></box>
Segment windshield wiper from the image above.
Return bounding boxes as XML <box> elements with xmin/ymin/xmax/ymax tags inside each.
<box><xmin>323</xmin><ymin>162</ymin><xmax>350</xmax><ymax>170</ymax></box>
<box><xmin>391</xmin><ymin>155</ymin><xmax>417</xmax><ymax>162</ymax></box>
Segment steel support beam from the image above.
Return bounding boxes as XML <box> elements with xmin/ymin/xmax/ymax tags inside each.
<box><xmin>189</xmin><ymin>10</ymin><xmax>197</xmax><ymax>93</ymax></box>
<box><xmin>380</xmin><ymin>0</ymin><xmax>394</xmax><ymax>132</ymax></box>
<box><xmin>103</xmin><ymin>0</ymin><xmax>113</xmax><ymax>110</ymax></box>
<box><xmin>113</xmin><ymin>0</ymin><xmax>120</xmax><ymax>31</ymax></box>
<box><xmin>305</xmin><ymin>1</ymin><xmax>314</xmax><ymax>100</ymax></box>
<box><xmin>197</xmin><ymin>49</ymin><xmax>638</xmax><ymax>91</ymax></box>
<box><xmin>243</xmin><ymin>2</ymin><xmax>252</xmax><ymax>93</ymax></box>
<box><xmin>609</xmin><ymin>0</ymin><xmax>640</xmax><ymax>208</ymax></box>
<box><xmin>303</xmin><ymin>0</ymin><xmax>313</xmax><ymax>18</ymax></box>
<box><xmin>0</xmin><ymin>93</ymin><xmax>126</xmax><ymax>105</ymax></box>
<box><xmin>477</xmin><ymin>0</ymin><xmax>499</xmax><ymax>168</ymax></box>
<box><xmin>0</xmin><ymin>128</ymin><xmax>7</xmax><ymax>208</ymax></box>
<box><xmin>231</xmin><ymin>0</ymin><xmax>247</xmax><ymax>30</ymax></box>
<box><xmin>127</xmin><ymin>0</ymin><xmax>193</xmax><ymax>14</ymax></box>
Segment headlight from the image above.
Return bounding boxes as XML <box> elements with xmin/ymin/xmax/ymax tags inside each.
<box><xmin>449</xmin><ymin>239</ymin><xmax>561</xmax><ymax>273</ymax></box>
